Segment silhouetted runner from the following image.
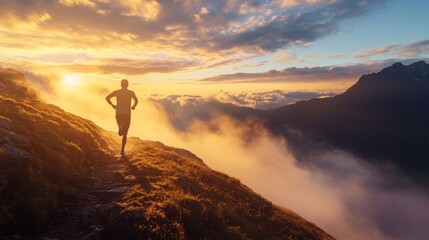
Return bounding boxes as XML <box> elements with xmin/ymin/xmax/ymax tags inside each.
<box><xmin>106</xmin><ymin>79</ymin><xmax>138</xmax><ymax>155</ymax></box>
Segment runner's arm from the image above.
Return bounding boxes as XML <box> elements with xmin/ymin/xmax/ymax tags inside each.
<box><xmin>105</xmin><ymin>91</ymin><xmax>117</xmax><ymax>109</ymax></box>
<box><xmin>131</xmin><ymin>92</ymin><xmax>138</xmax><ymax>110</ymax></box>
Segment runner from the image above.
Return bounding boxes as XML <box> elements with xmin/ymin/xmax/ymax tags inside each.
<box><xmin>105</xmin><ymin>79</ymin><xmax>138</xmax><ymax>155</ymax></box>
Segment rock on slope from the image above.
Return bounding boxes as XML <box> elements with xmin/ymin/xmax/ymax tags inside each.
<box><xmin>0</xmin><ymin>67</ymin><xmax>333</xmax><ymax>239</ymax></box>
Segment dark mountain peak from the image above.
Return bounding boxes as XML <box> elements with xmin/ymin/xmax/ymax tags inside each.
<box><xmin>407</xmin><ymin>61</ymin><xmax>429</xmax><ymax>79</ymax></box>
<box><xmin>410</xmin><ymin>60</ymin><xmax>428</xmax><ymax>67</ymax></box>
<box><xmin>409</xmin><ymin>60</ymin><xmax>427</xmax><ymax>68</ymax></box>
<box><xmin>265</xmin><ymin>61</ymin><xmax>429</xmax><ymax>184</ymax></box>
<box><xmin>344</xmin><ymin>61</ymin><xmax>429</xmax><ymax>97</ymax></box>
<box><xmin>390</xmin><ymin>61</ymin><xmax>404</xmax><ymax>69</ymax></box>
<box><xmin>379</xmin><ymin>61</ymin><xmax>429</xmax><ymax>80</ymax></box>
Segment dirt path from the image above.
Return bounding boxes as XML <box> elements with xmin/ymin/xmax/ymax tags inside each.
<box><xmin>39</xmin><ymin>152</ymin><xmax>136</xmax><ymax>240</ymax></box>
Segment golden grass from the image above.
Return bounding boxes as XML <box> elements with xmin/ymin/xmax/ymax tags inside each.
<box><xmin>99</xmin><ymin>139</ymin><xmax>334</xmax><ymax>240</ymax></box>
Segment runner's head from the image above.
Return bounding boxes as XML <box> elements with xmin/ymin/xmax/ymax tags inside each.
<box><xmin>121</xmin><ymin>79</ymin><xmax>129</xmax><ymax>88</ymax></box>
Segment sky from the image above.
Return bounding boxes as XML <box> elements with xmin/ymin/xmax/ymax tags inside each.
<box><xmin>0</xmin><ymin>0</ymin><xmax>428</xmax><ymax>97</ymax></box>
<box><xmin>2</xmin><ymin>2</ymin><xmax>429</xmax><ymax>239</ymax></box>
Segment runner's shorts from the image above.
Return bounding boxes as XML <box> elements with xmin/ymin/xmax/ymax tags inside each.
<box><xmin>116</xmin><ymin>114</ymin><xmax>131</xmax><ymax>135</ymax></box>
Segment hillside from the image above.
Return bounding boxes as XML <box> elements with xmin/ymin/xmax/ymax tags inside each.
<box><xmin>0</xmin><ymin>67</ymin><xmax>333</xmax><ymax>239</ymax></box>
<box><xmin>0</xmin><ymin>67</ymin><xmax>114</xmax><ymax>235</ymax></box>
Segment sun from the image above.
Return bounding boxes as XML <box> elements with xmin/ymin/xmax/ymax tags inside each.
<box><xmin>63</xmin><ymin>74</ymin><xmax>79</xmax><ymax>85</ymax></box>
<box><xmin>63</xmin><ymin>74</ymin><xmax>81</xmax><ymax>87</ymax></box>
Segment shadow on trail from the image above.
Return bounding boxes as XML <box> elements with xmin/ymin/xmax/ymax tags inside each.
<box><xmin>120</xmin><ymin>155</ymin><xmax>154</xmax><ymax>191</ymax></box>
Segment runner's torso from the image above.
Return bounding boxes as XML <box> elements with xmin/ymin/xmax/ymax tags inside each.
<box><xmin>115</xmin><ymin>88</ymin><xmax>134</xmax><ymax>115</ymax></box>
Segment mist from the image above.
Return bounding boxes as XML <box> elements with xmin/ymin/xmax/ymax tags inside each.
<box><xmin>28</xmin><ymin>76</ymin><xmax>429</xmax><ymax>240</ymax></box>
<box><xmin>132</xmin><ymin>102</ymin><xmax>429</xmax><ymax>240</ymax></box>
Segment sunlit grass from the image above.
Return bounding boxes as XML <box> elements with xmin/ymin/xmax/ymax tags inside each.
<box><xmin>103</xmin><ymin>139</ymin><xmax>333</xmax><ymax>240</ymax></box>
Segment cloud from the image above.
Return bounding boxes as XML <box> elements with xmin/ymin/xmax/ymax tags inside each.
<box><xmin>276</xmin><ymin>0</ymin><xmax>341</xmax><ymax>8</ymax></box>
<box><xmin>61</xmin><ymin>58</ymin><xmax>199</xmax><ymax>75</ymax></box>
<box><xmin>143</xmin><ymin>90</ymin><xmax>337</xmax><ymax>133</ymax></box>
<box><xmin>0</xmin><ymin>55</ymin><xmax>199</xmax><ymax>83</ymax></box>
<box><xmin>214</xmin><ymin>90</ymin><xmax>336</xmax><ymax>109</ymax></box>
<box><xmin>233</xmin><ymin>60</ymin><xmax>269</xmax><ymax>69</ymax></box>
<box><xmin>395</xmin><ymin>40</ymin><xmax>429</xmax><ymax>57</ymax></box>
<box><xmin>354</xmin><ymin>44</ymin><xmax>398</xmax><ymax>58</ymax></box>
<box><xmin>353</xmin><ymin>40</ymin><xmax>429</xmax><ymax>59</ymax></box>
<box><xmin>129</xmin><ymin>100</ymin><xmax>429</xmax><ymax>240</ymax></box>
<box><xmin>0</xmin><ymin>0</ymin><xmax>386</xmax><ymax>54</ymax></box>
<box><xmin>0</xmin><ymin>62</ymin><xmax>60</xmax><ymax>95</ymax></box>
<box><xmin>115</xmin><ymin>0</ymin><xmax>161</xmax><ymax>20</ymax></box>
<box><xmin>198</xmin><ymin>58</ymin><xmax>429</xmax><ymax>84</ymax></box>
<box><xmin>19</xmin><ymin>70</ymin><xmax>56</xmax><ymax>93</ymax></box>
<box><xmin>34</xmin><ymin>52</ymin><xmax>93</xmax><ymax>64</ymax></box>
<box><xmin>150</xmin><ymin>90</ymin><xmax>336</xmax><ymax>111</ymax></box>
<box><xmin>199</xmin><ymin>62</ymin><xmax>383</xmax><ymax>83</ymax></box>
<box><xmin>275</xmin><ymin>50</ymin><xmax>298</xmax><ymax>63</ymax></box>
<box><xmin>59</xmin><ymin>0</ymin><xmax>96</xmax><ymax>8</ymax></box>
<box><xmin>210</xmin><ymin>0</ymin><xmax>386</xmax><ymax>51</ymax></box>
<box><xmin>304</xmin><ymin>53</ymin><xmax>346</xmax><ymax>60</ymax></box>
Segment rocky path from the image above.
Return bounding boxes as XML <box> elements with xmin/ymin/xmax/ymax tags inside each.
<box><xmin>40</xmin><ymin>152</ymin><xmax>136</xmax><ymax>240</ymax></box>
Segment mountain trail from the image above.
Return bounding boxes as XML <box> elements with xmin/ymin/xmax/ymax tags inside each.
<box><xmin>40</xmin><ymin>148</ymin><xmax>138</xmax><ymax>240</ymax></box>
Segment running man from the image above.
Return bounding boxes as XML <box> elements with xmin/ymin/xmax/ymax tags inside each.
<box><xmin>106</xmin><ymin>79</ymin><xmax>138</xmax><ymax>155</ymax></box>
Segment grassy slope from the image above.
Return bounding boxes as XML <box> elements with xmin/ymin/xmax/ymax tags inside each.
<box><xmin>0</xmin><ymin>67</ymin><xmax>333</xmax><ymax>239</ymax></box>
<box><xmin>109</xmin><ymin>139</ymin><xmax>333</xmax><ymax>240</ymax></box>
<box><xmin>0</xmin><ymin>68</ymin><xmax>113</xmax><ymax>234</ymax></box>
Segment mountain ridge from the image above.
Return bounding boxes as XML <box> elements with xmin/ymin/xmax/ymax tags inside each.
<box><xmin>264</xmin><ymin>61</ymin><xmax>429</xmax><ymax>183</ymax></box>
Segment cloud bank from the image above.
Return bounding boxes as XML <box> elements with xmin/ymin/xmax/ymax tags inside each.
<box><xmin>132</xmin><ymin>100</ymin><xmax>429</xmax><ymax>240</ymax></box>
<box><xmin>149</xmin><ymin>90</ymin><xmax>336</xmax><ymax>110</ymax></box>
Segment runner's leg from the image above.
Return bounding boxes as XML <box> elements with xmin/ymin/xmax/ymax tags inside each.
<box><xmin>116</xmin><ymin>114</ymin><xmax>123</xmax><ymax>136</ymax></box>
<box><xmin>121</xmin><ymin>135</ymin><xmax>126</xmax><ymax>154</ymax></box>
<box><xmin>120</xmin><ymin>114</ymin><xmax>131</xmax><ymax>155</ymax></box>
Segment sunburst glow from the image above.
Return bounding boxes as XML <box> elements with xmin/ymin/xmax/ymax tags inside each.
<box><xmin>63</xmin><ymin>74</ymin><xmax>80</xmax><ymax>87</ymax></box>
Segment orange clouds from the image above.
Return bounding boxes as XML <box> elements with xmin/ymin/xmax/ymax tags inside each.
<box><xmin>277</xmin><ymin>0</ymin><xmax>338</xmax><ymax>7</ymax></box>
<box><xmin>0</xmin><ymin>0</ymin><xmax>397</xmax><ymax>95</ymax></box>
<box><xmin>117</xmin><ymin>0</ymin><xmax>161</xmax><ymax>20</ymax></box>
<box><xmin>59</xmin><ymin>0</ymin><xmax>96</xmax><ymax>8</ymax></box>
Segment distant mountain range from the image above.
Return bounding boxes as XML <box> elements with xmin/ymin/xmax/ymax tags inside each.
<box><xmin>0</xmin><ymin>68</ymin><xmax>332</xmax><ymax>239</ymax></box>
<box><xmin>263</xmin><ymin>61</ymin><xmax>429</xmax><ymax>183</ymax></box>
<box><xmin>152</xmin><ymin>61</ymin><xmax>429</xmax><ymax>184</ymax></box>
